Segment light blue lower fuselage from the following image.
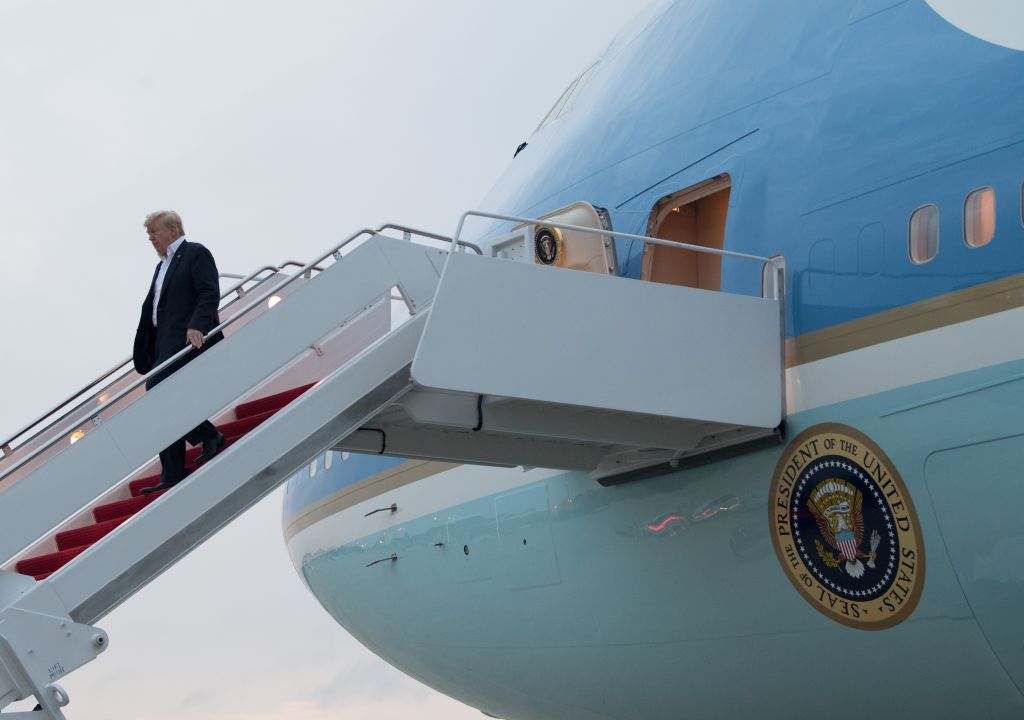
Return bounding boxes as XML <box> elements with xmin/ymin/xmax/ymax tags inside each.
<box><xmin>282</xmin><ymin>345</ymin><xmax>1024</xmax><ymax>718</ymax></box>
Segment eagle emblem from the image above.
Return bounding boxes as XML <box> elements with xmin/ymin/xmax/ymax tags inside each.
<box><xmin>534</xmin><ymin>226</ymin><xmax>562</xmax><ymax>265</ymax></box>
<box><xmin>768</xmin><ymin>423</ymin><xmax>925</xmax><ymax>630</ymax></box>
<box><xmin>807</xmin><ymin>479</ymin><xmax>881</xmax><ymax>579</ymax></box>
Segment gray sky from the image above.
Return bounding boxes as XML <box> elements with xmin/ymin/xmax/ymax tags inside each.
<box><xmin>0</xmin><ymin>1</ymin><xmax>642</xmax><ymax>718</ymax></box>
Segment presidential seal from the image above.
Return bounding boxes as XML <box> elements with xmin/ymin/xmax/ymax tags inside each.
<box><xmin>535</xmin><ymin>225</ymin><xmax>562</xmax><ymax>265</ymax></box>
<box><xmin>768</xmin><ymin>424</ymin><xmax>925</xmax><ymax>630</ymax></box>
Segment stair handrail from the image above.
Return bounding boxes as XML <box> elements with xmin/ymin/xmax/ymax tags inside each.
<box><xmin>375</xmin><ymin>223</ymin><xmax>483</xmax><ymax>255</ymax></box>
<box><xmin>0</xmin><ymin>229</ymin><xmax>370</xmax><ymax>482</ymax></box>
<box><xmin>0</xmin><ymin>223</ymin><xmax>470</xmax><ymax>483</ymax></box>
<box><xmin>0</xmin><ymin>264</ymin><xmax>290</xmax><ymax>462</ymax></box>
<box><xmin>276</xmin><ymin>260</ymin><xmax>327</xmax><ymax>275</ymax></box>
<box><xmin>223</xmin><ymin>264</ymin><xmax>282</xmax><ymax>298</ymax></box>
<box><xmin>448</xmin><ymin>211</ymin><xmax>784</xmax><ymax>301</ymax></box>
<box><xmin>449</xmin><ymin>210</ymin><xmax>776</xmax><ymax>274</ymax></box>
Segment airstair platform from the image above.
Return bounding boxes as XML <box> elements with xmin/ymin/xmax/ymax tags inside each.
<box><xmin>0</xmin><ymin>215</ymin><xmax>783</xmax><ymax>718</ymax></box>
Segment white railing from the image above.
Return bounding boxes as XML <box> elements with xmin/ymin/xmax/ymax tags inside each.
<box><xmin>449</xmin><ymin>210</ymin><xmax>784</xmax><ymax>299</ymax></box>
<box><xmin>0</xmin><ymin>224</ymin><xmax>479</xmax><ymax>485</ymax></box>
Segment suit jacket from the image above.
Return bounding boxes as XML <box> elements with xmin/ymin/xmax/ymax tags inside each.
<box><xmin>133</xmin><ymin>240</ymin><xmax>224</xmax><ymax>384</ymax></box>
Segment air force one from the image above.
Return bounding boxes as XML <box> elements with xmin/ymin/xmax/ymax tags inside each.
<box><xmin>0</xmin><ymin>1</ymin><xmax>1022</xmax><ymax>719</ymax></box>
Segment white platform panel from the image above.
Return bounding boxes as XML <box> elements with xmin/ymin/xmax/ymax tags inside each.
<box><xmin>412</xmin><ymin>252</ymin><xmax>782</xmax><ymax>429</ymax></box>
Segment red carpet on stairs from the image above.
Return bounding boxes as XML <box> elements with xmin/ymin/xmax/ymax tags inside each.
<box><xmin>56</xmin><ymin>516</ymin><xmax>128</xmax><ymax>551</ymax></box>
<box><xmin>93</xmin><ymin>490</ymin><xmax>167</xmax><ymax>523</ymax></box>
<box><xmin>16</xmin><ymin>383</ymin><xmax>316</xmax><ymax>581</ymax></box>
<box><xmin>235</xmin><ymin>383</ymin><xmax>314</xmax><ymax>419</ymax></box>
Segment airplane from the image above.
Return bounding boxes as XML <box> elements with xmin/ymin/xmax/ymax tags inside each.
<box><xmin>0</xmin><ymin>1</ymin><xmax>1022</xmax><ymax>719</ymax></box>
<box><xmin>278</xmin><ymin>1</ymin><xmax>1024</xmax><ymax>718</ymax></box>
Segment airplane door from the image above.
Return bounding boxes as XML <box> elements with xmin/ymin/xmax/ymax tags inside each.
<box><xmin>927</xmin><ymin>435</ymin><xmax>1024</xmax><ymax>691</ymax></box>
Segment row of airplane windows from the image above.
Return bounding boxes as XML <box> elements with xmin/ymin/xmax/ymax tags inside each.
<box><xmin>308</xmin><ymin>450</ymin><xmax>349</xmax><ymax>477</ymax></box>
<box><xmin>908</xmin><ymin>186</ymin><xmax>1001</xmax><ymax>264</ymax></box>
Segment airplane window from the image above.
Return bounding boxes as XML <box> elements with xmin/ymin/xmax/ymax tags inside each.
<box><xmin>964</xmin><ymin>187</ymin><xmax>995</xmax><ymax>248</ymax></box>
<box><xmin>534</xmin><ymin>60</ymin><xmax>601</xmax><ymax>133</ymax></box>
<box><xmin>535</xmin><ymin>79</ymin><xmax>578</xmax><ymax>132</ymax></box>
<box><xmin>309</xmin><ymin>458</ymin><xmax>318</xmax><ymax>478</ymax></box>
<box><xmin>325</xmin><ymin>451</ymin><xmax>333</xmax><ymax>470</ymax></box>
<box><xmin>909</xmin><ymin>204</ymin><xmax>939</xmax><ymax>264</ymax></box>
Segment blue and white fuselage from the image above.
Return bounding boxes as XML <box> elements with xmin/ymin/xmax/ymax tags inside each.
<box><xmin>283</xmin><ymin>2</ymin><xmax>1024</xmax><ymax>717</ymax></box>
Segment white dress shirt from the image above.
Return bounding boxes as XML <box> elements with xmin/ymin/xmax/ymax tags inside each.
<box><xmin>152</xmin><ymin>235</ymin><xmax>186</xmax><ymax>326</ymax></box>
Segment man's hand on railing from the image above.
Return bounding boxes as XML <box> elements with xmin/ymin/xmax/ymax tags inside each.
<box><xmin>186</xmin><ymin>329</ymin><xmax>205</xmax><ymax>350</ymax></box>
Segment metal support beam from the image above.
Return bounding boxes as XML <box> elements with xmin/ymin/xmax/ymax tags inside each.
<box><xmin>339</xmin><ymin>425</ymin><xmax>615</xmax><ymax>472</ymax></box>
<box><xmin>0</xmin><ymin>572</ymin><xmax>106</xmax><ymax>720</ymax></box>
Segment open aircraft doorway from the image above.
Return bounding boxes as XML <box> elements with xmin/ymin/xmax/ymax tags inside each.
<box><xmin>642</xmin><ymin>174</ymin><xmax>731</xmax><ymax>291</ymax></box>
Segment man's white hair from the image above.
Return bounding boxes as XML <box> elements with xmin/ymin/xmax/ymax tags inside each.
<box><xmin>144</xmin><ymin>210</ymin><xmax>184</xmax><ymax>236</ymax></box>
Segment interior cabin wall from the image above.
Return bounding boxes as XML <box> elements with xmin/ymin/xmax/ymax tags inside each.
<box><xmin>644</xmin><ymin>186</ymin><xmax>730</xmax><ymax>291</ymax></box>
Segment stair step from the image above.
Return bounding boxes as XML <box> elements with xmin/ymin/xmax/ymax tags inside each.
<box><xmin>56</xmin><ymin>517</ymin><xmax>128</xmax><ymax>551</ymax></box>
<box><xmin>235</xmin><ymin>383</ymin><xmax>315</xmax><ymax>420</ymax></box>
<box><xmin>16</xmin><ymin>545</ymin><xmax>88</xmax><ymax>577</ymax></box>
<box><xmin>129</xmin><ymin>473</ymin><xmax>163</xmax><ymax>496</ymax></box>
<box><xmin>217</xmin><ymin>408</ymin><xmax>277</xmax><ymax>439</ymax></box>
<box><xmin>94</xmin><ymin>489</ymin><xmax>166</xmax><ymax>523</ymax></box>
<box><xmin>128</xmin><ymin>404</ymin><xmax>290</xmax><ymax>496</ymax></box>
<box><xmin>184</xmin><ymin>433</ymin><xmax>243</xmax><ymax>467</ymax></box>
<box><xmin>129</xmin><ymin>428</ymin><xmax>256</xmax><ymax>496</ymax></box>
<box><xmin>16</xmin><ymin>385</ymin><xmax>309</xmax><ymax>583</ymax></box>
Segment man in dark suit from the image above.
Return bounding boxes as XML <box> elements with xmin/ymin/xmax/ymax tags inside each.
<box><xmin>133</xmin><ymin>210</ymin><xmax>226</xmax><ymax>493</ymax></box>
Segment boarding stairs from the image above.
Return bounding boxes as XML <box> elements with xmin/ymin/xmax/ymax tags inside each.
<box><xmin>0</xmin><ymin>214</ymin><xmax>784</xmax><ymax>718</ymax></box>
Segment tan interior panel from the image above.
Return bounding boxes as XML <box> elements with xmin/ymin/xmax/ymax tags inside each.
<box><xmin>642</xmin><ymin>176</ymin><xmax>731</xmax><ymax>291</ymax></box>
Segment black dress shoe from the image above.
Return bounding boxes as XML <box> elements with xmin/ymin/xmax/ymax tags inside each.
<box><xmin>140</xmin><ymin>479</ymin><xmax>180</xmax><ymax>494</ymax></box>
<box><xmin>195</xmin><ymin>431</ymin><xmax>226</xmax><ymax>465</ymax></box>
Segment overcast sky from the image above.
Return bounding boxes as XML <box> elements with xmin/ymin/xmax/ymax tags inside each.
<box><xmin>0</xmin><ymin>2</ymin><xmax>643</xmax><ymax>718</ymax></box>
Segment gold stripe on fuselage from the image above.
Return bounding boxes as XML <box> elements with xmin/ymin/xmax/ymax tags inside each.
<box><xmin>786</xmin><ymin>273</ymin><xmax>1024</xmax><ymax>368</ymax></box>
<box><xmin>283</xmin><ymin>459</ymin><xmax>457</xmax><ymax>541</ymax></box>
